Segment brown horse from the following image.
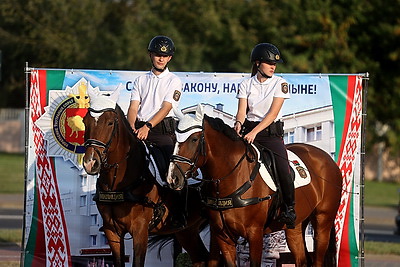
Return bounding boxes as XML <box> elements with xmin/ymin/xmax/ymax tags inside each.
<box><xmin>167</xmin><ymin>105</ymin><xmax>342</xmax><ymax>267</ymax></box>
<box><xmin>82</xmin><ymin>90</ymin><xmax>209</xmax><ymax>267</ymax></box>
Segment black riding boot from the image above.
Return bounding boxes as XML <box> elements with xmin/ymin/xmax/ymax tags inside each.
<box><xmin>279</xmin><ymin>175</ymin><xmax>296</xmax><ymax>229</ymax></box>
<box><xmin>170</xmin><ymin>190</ymin><xmax>187</xmax><ymax>230</ymax></box>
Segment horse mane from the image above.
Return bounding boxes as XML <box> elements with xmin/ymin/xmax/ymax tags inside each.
<box><xmin>204</xmin><ymin>114</ymin><xmax>241</xmax><ymax>141</ymax></box>
<box><xmin>114</xmin><ymin>104</ymin><xmax>138</xmax><ymax>142</ymax></box>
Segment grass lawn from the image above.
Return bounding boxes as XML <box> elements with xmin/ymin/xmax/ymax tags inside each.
<box><xmin>364</xmin><ymin>179</ymin><xmax>400</xmax><ymax>208</ymax></box>
<box><xmin>0</xmin><ymin>153</ymin><xmax>24</xmax><ymax>194</ymax></box>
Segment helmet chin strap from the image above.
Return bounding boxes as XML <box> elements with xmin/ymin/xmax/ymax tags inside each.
<box><xmin>257</xmin><ymin>63</ymin><xmax>272</xmax><ymax>79</ymax></box>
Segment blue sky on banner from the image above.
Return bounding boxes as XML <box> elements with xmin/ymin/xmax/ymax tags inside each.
<box><xmin>62</xmin><ymin>70</ymin><xmax>332</xmax><ymax>116</ymax></box>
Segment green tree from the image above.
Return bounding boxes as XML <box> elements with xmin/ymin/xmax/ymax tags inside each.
<box><xmin>0</xmin><ymin>0</ymin><xmax>399</xmax><ymax>154</ymax></box>
<box><xmin>350</xmin><ymin>0</ymin><xmax>400</xmax><ymax>153</ymax></box>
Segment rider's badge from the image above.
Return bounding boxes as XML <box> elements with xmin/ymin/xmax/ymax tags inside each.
<box><xmin>296</xmin><ymin>166</ymin><xmax>307</xmax><ymax>179</ymax></box>
<box><xmin>281</xmin><ymin>83</ymin><xmax>288</xmax><ymax>94</ymax></box>
<box><xmin>292</xmin><ymin>160</ymin><xmax>307</xmax><ymax>179</ymax></box>
<box><xmin>173</xmin><ymin>90</ymin><xmax>181</xmax><ymax>101</ymax></box>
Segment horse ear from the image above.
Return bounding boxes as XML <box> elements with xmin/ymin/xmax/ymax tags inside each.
<box><xmin>195</xmin><ymin>104</ymin><xmax>204</xmax><ymax>122</ymax></box>
<box><xmin>173</xmin><ymin>106</ymin><xmax>185</xmax><ymax>120</ymax></box>
<box><xmin>87</xmin><ymin>82</ymin><xmax>98</xmax><ymax>102</ymax></box>
<box><xmin>109</xmin><ymin>83</ymin><xmax>122</xmax><ymax>103</ymax></box>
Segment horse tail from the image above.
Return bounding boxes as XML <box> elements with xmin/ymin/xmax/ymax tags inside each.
<box><xmin>323</xmin><ymin>226</ymin><xmax>337</xmax><ymax>267</ymax></box>
<box><xmin>148</xmin><ymin>234</ymin><xmax>176</xmax><ymax>259</ymax></box>
<box><xmin>148</xmin><ymin>221</ymin><xmax>210</xmax><ymax>260</ymax></box>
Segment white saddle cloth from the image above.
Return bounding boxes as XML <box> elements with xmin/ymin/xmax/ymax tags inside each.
<box><xmin>252</xmin><ymin>144</ymin><xmax>311</xmax><ymax>191</ymax></box>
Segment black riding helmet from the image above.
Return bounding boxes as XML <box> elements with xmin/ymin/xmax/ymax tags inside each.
<box><xmin>148</xmin><ymin>35</ymin><xmax>175</xmax><ymax>56</ymax></box>
<box><xmin>250</xmin><ymin>43</ymin><xmax>283</xmax><ymax>77</ymax></box>
<box><xmin>250</xmin><ymin>43</ymin><xmax>283</xmax><ymax>64</ymax></box>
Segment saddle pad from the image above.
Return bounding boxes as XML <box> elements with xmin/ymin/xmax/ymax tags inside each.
<box><xmin>253</xmin><ymin>144</ymin><xmax>311</xmax><ymax>191</ymax></box>
<box><xmin>288</xmin><ymin>150</ymin><xmax>311</xmax><ymax>188</ymax></box>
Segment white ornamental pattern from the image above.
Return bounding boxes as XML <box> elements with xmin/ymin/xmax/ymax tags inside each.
<box><xmin>30</xmin><ymin>70</ymin><xmax>71</xmax><ymax>266</ymax></box>
<box><xmin>334</xmin><ymin>76</ymin><xmax>363</xmax><ymax>259</ymax></box>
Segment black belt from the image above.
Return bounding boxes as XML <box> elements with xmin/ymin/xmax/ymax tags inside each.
<box><xmin>136</xmin><ymin>117</ymin><xmax>176</xmax><ymax>135</ymax></box>
<box><xmin>243</xmin><ymin>119</ymin><xmax>284</xmax><ymax>137</ymax></box>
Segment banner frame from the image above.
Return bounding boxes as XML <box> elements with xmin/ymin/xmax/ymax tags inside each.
<box><xmin>22</xmin><ymin>66</ymin><xmax>369</xmax><ymax>266</ymax></box>
<box><xmin>358</xmin><ymin>73</ymin><xmax>369</xmax><ymax>267</ymax></box>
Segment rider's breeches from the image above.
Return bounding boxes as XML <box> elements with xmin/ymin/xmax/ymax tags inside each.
<box><xmin>254</xmin><ymin>135</ymin><xmax>295</xmax><ymax>207</ymax></box>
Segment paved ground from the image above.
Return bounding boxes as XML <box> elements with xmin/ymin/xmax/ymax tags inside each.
<box><xmin>1</xmin><ymin>194</ymin><xmax>400</xmax><ymax>266</ymax></box>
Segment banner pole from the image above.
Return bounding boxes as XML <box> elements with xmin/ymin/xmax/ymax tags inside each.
<box><xmin>21</xmin><ymin>62</ymin><xmax>32</xmax><ymax>265</ymax></box>
<box><xmin>359</xmin><ymin>72</ymin><xmax>369</xmax><ymax>267</ymax></box>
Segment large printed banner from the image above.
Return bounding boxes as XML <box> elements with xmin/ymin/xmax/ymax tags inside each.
<box><xmin>25</xmin><ymin>69</ymin><xmax>365</xmax><ymax>266</ymax></box>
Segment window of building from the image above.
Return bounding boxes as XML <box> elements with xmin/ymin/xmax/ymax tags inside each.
<box><xmin>80</xmin><ymin>176</ymin><xmax>87</xmax><ymax>187</ymax></box>
<box><xmin>90</xmin><ymin>235</ymin><xmax>97</xmax><ymax>246</ymax></box>
<box><xmin>306</xmin><ymin>125</ymin><xmax>322</xmax><ymax>142</ymax></box>
<box><xmin>90</xmin><ymin>214</ymin><xmax>98</xmax><ymax>226</ymax></box>
<box><xmin>284</xmin><ymin>131</ymin><xmax>295</xmax><ymax>144</ymax></box>
<box><xmin>316</xmin><ymin>125</ymin><xmax>322</xmax><ymax>140</ymax></box>
<box><xmin>80</xmin><ymin>195</ymin><xmax>87</xmax><ymax>207</ymax></box>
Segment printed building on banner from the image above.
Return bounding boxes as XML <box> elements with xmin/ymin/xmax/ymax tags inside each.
<box><xmin>182</xmin><ymin>103</ymin><xmax>235</xmax><ymax>126</ymax></box>
<box><xmin>283</xmin><ymin>106</ymin><xmax>335</xmax><ymax>158</ymax></box>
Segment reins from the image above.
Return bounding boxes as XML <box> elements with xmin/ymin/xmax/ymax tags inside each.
<box><xmin>170</xmin><ymin>119</ymin><xmax>277</xmax><ymax>210</ymax></box>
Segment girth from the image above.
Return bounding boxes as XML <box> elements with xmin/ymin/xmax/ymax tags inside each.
<box><xmin>203</xmin><ymin>161</ymin><xmax>277</xmax><ymax>210</ymax></box>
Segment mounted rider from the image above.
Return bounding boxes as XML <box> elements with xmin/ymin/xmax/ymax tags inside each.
<box><xmin>127</xmin><ymin>35</ymin><xmax>187</xmax><ymax>229</ymax></box>
<box><xmin>234</xmin><ymin>43</ymin><xmax>296</xmax><ymax>229</ymax></box>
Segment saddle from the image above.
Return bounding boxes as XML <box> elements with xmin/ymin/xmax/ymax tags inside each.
<box><xmin>253</xmin><ymin>143</ymin><xmax>278</xmax><ymax>185</ymax></box>
<box><xmin>252</xmin><ymin>142</ymin><xmax>295</xmax><ymax>189</ymax></box>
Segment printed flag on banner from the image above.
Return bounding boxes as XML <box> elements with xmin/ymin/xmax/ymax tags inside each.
<box><xmin>24</xmin><ymin>68</ymin><xmax>366</xmax><ymax>266</ymax></box>
<box><xmin>25</xmin><ymin>69</ymin><xmax>72</xmax><ymax>266</ymax></box>
<box><xmin>330</xmin><ymin>75</ymin><xmax>364</xmax><ymax>267</ymax></box>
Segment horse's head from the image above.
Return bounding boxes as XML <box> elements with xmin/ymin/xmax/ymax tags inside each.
<box><xmin>82</xmin><ymin>84</ymin><xmax>122</xmax><ymax>175</ymax></box>
<box><xmin>167</xmin><ymin>104</ymin><xmax>205</xmax><ymax>190</ymax></box>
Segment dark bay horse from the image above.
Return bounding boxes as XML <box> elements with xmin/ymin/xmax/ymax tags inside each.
<box><xmin>167</xmin><ymin>105</ymin><xmax>342</xmax><ymax>267</ymax></box>
<box><xmin>82</xmin><ymin>90</ymin><xmax>209</xmax><ymax>267</ymax></box>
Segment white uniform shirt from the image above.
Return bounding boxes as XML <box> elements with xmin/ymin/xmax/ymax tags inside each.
<box><xmin>236</xmin><ymin>75</ymin><xmax>290</xmax><ymax>122</ymax></box>
<box><xmin>130</xmin><ymin>68</ymin><xmax>182</xmax><ymax>121</ymax></box>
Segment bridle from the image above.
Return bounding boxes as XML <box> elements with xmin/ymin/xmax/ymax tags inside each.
<box><xmin>170</xmin><ymin>124</ymin><xmax>205</xmax><ymax>181</ymax></box>
<box><xmin>84</xmin><ymin>107</ymin><xmax>127</xmax><ymax>173</ymax></box>
<box><xmin>170</xmin><ymin>120</ymin><xmax>252</xmax><ymax>184</ymax></box>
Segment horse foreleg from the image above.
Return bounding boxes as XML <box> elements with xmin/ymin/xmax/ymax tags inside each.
<box><xmin>285</xmin><ymin>224</ymin><xmax>308</xmax><ymax>267</ymax></box>
<box><xmin>215</xmin><ymin>233</ymin><xmax>237</xmax><ymax>267</ymax></box>
<box><xmin>131</xmin><ymin>224</ymin><xmax>149</xmax><ymax>267</ymax></box>
<box><xmin>208</xmin><ymin>232</ymin><xmax>223</xmax><ymax>267</ymax></box>
<box><xmin>175</xmin><ymin>228</ymin><xmax>209</xmax><ymax>267</ymax></box>
<box><xmin>104</xmin><ymin>229</ymin><xmax>124</xmax><ymax>267</ymax></box>
<box><xmin>247</xmin><ymin>229</ymin><xmax>264</xmax><ymax>267</ymax></box>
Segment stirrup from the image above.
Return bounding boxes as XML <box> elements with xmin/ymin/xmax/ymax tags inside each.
<box><xmin>279</xmin><ymin>209</ymin><xmax>296</xmax><ymax>229</ymax></box>
<box><xmin>171</xmin><ymin>214</ymin><xmax>187</xmax><ymax>230</ymax></box>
